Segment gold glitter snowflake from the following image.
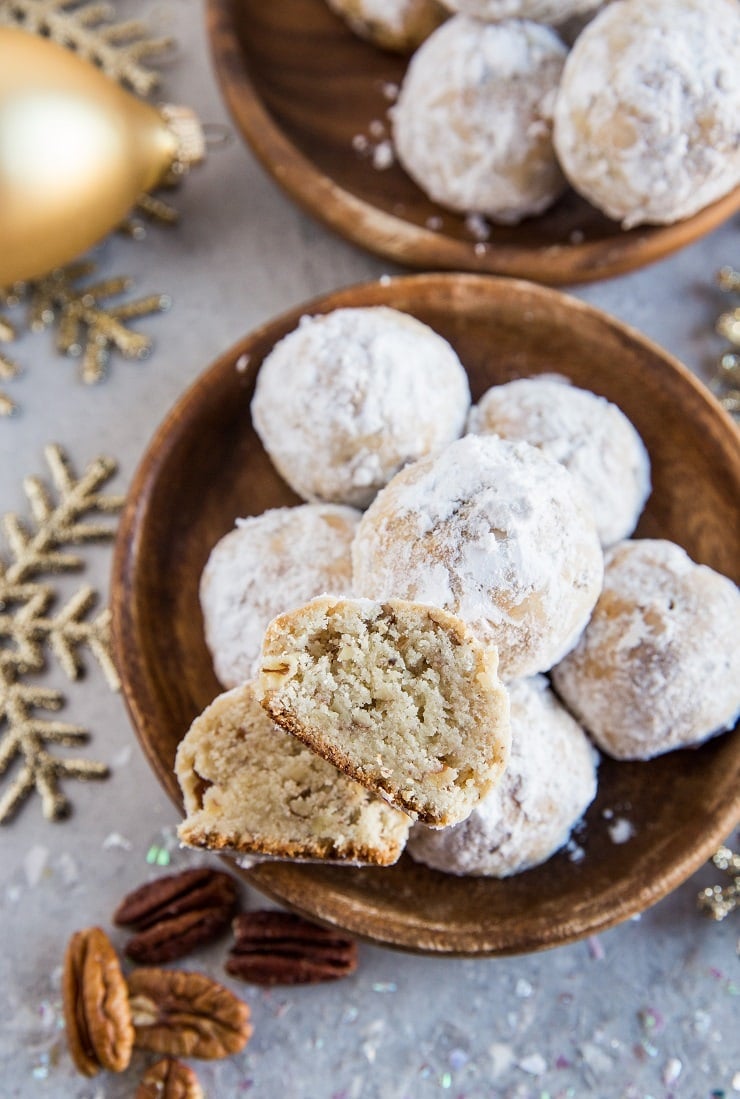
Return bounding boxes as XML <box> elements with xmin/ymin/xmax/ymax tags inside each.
<box><xmin>712</xmin><ymin>266</ymin><xmax>740</xmax><ymax>418</ymax></box>
<box><xmin>0</xmin><ymin>264</ymin><xmax>170</xmax><ymax>415</ymax></box>
<box><xmin>0</xmin><ymin>445</ymin><xmax>124</xmax><ymax>822</ymax></box>
<box><xmin>0</xmin><ymin>0</ymin><xmax>172</xmax><ymax>96</ymax></box>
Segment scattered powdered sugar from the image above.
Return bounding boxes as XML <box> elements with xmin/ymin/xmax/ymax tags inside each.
<box><xmin>372</xmin><ymin>140</ymin><xmax>395</xmax><ymax>170</ymax></box>
<box><xmin>392</xmin><ymin>16</ymin><xmax>567</xmax><ymax>222</ymax></box>
<box><xmin>102</xmin><ymin>831</ymin><xmax>132</xmax><ymax>850</ymax></box>
<box><xmin>552</xmin><ymin>539</ymin><xmax>740</xmax><ymax>759</ymax></box>
<box><xmin>201</xmin><ymin>504</ymin><xmax>360</xmax><ymax>688</ymax></box>
<box><xmin>24</xmin><ymin>846</ymin><xmax>48</xmax><ymax>888</ymax></box>
<box><xmin>464</xmin><ymin>213</ymin><xmax>491</xmax><ymax>241</ymax></box>
<box><xmin>554</xmin><ymin>0</ymin><xmax>740</xmax><ymax>227</ymax></box>
<box><xmin>352</xmin><ymin>434</ymin><xmax>603</xmax><ymax>679</ymax></box>
<box><xmin>608</xmin><ymin>817</ymin><xmax>635</xmax><ymax>844</ymax></box>
<box><xmin>519</xmin><ymin>1051</ymin><xmax>547</xmax><ymax>1075</ymax></box>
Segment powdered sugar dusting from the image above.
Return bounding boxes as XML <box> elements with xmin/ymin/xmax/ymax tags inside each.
<box><xmin>326</xmin><ymin>0</ymin><xmax>447</xmax><ymax>50</ymax></box>
<box><xmin>352</xmin><ymin>434</ymin><xmax>603</xmax><ymax>679</ymax></box>
<box><xmin>441</xmin><ymin>0</ymin><xmax>603</xmax><ymax>22</ymax></box>
<box><xmin>392</xmin><ymin>16</ymin><xmax>567</xmax><ymax>222</ymax></box>
<box><xmin>552</xmin><ymin>539</ymin><xmax>740</xmax><ymax>759</ymax></box>
<box><xmin>467</xmin><ymin>376</ymin><xmax>651</xmax><ymax>547</ymax></box>
<box><xmin>554</xmin><ymin>0</ymin><xmax>740</xmax><ymax>227</ymax></box>
<box><xmin>251</xmin><ymin>307</ymin><xmax>470</xmax><ymax>508</ymax></box>
<box><xmin>201</xmin><ymin>504</ymin><xmax>360</xmax><ymax>688</ymax></box>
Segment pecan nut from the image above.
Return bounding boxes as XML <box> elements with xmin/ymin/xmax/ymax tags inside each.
<box><xmin>62</xmin><ymin>926</ymin><xmax>134</xmax><ymax>1077</ymax></box>
<box><xmin>226</xmin><ymin>910</ymin><xmax>358</xmax><ymax>985</ymax></box>
<box><xmin>128</xmin><ymin>967</ymin><xmax>252</xmax><ymax>1059</ymax></box>
<box><xmin>135</xmin><ymin>1057</ymin><xmax>204</xmax><ymax>1099</ymax></box>
<box><xmin>114</xmin><ymin>868</ymin><xmax>238</xmax><ymax>964</ymax></box>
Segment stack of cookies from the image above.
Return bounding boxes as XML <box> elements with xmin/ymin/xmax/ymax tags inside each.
<box><xmin>327</xmin><ymin>0</ymin><xmax>740</xmax><ymax>230</ymax></box>
<box><xmin>176</xmin><ymin>305</ymin><xmax>740</xmax><ymax>879</ymax></box>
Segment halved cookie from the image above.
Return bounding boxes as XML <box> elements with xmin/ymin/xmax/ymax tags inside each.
<box><xmin>176</xmin><ymin>681</ymin><xmax>410</xmax><ymax>865</ymax></box>
<box><xmin>257</xmin><ymin>596</ymin><xmax>511</xmax><ymax>827</ymax></box>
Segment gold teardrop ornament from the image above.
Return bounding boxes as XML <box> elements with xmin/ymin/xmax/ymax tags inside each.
<box><xmin>0</xmin><ymin>27</ymin><xmax>204</xmax><ymax>286</ymax></box>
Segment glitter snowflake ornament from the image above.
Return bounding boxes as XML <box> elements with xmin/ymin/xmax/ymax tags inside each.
<box><xmin>0</xmin><ymin>0</ymin><xmax>171</xmax><ymax>97</ymax></box>
<box><xmin>698</xmin><ymin>845</ymin><xmax>740</xmax><ymax>924</ymax></box>
<box><xmin>0</xmin><ymin>445</ymin><xmax>123</xmax><ymax>822</ymax></box>
<box><xmin>712</xmin><ymin>265</ymin><xmax>740</xmax><ymax>418</ymax></box>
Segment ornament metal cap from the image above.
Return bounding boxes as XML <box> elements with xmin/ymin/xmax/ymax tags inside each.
<box><xmin>159</xmin><ymin>104</ymin><xmax>206</xmax><ymax>178</ymax></box>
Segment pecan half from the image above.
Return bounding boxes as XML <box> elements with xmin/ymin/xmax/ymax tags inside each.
<box><xmin>114</xmin><ymin>868</ymin><xmax>238</xmax><ymax>964</ymax></box>
<box><xmin>62</xmin><ymin>926</ymin><xmax>134</xmax><ymax>1077</ymax></box>
<box><xmin>128</xmin><ymin>967</ymin><xmax>252</xmax><ymax>1059</ymax></box>
<box><xmin>135</xmin><ymin>1058</ymin><xmax>204</xmax><ymax>1099</ymax></box>
<box><xmin>226</xmin><ymin>910</ymin><xmax>358</xmax><ymax>985</ymax></box>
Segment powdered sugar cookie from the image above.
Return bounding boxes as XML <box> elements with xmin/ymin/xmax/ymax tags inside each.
<box><xmin>251</xmin><ymin>307</ymin><xmax>470</xmax><ymax>508</ymax></box>
<box><xmin>392</xmin><ymin>16</ymin><xmax>567</xmax><ymax>223</ymax></box>
<box><xmin>325</xmin><ymin>0</ymin><xmax>447</xmax><ymax>51</ymax></box>
<box><xmin>439</xmin><ymin>0</ymin><xmax>602</xmax><ymax>24</ymax></box>
<box><xmin>467</xmin><ymin>377</ymin><xmax>650</xmax><ymax>546</ymax></box>
<box><xmin>352</xmin><ymin>434</ymin><xmax>604</xmax><ymax>680</ymax></box>
<box><xmin>553</xmin><ymin>0</ymin><xmax>740</xmax><ymax>228</ymax></box>
<box><xmin>551</xmin><ymin>540</ymin><xmax>740</xmax><ymax>759</ymax></box>
<box><xmin>201</xmin><ymin>504</ymin><xmax>360</xmax><ymax>688</ymax></box>
<box><xmin>407</xmin><ymin>676</ymin><xmax>598</xmax><ymax>876</ymax></box>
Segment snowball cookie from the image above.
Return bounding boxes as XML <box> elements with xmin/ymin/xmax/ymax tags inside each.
<box><xmin>439</xmin><ymin>0</ymin><xmax>602</xmax><ymax>24</ymax></box>
<box><xmin>200</xmin><ymin>504</ymin><xmax>360</xmax><ymax>689</ymax></box>
<box><xmin>325</xmin><ymin>0</ymin><xmax>447</xmax><ymax>51</ymax></box>
<box><xmin>553</xmin><ymin>0</ymin><xmax>740</xmax><ymax>229</ymax></box>
<box><xmin>467</xmin><ymin>377</ymin><xmax>650</xmax><ymax>547</ymax></box>
<box><xmin>552</xmin><ymin>540</ymin><xmax>740</xmax><ymax>760</ymax></box>
<box><xmin>251</xmin><ymin>307</ymin><xmax>470</xmax><ymax>509</ymax></box>
<box><xmin>352</xmin><ymin>434</ymin><xmax>604</xmax><ymax>680</ymax></box>
<box><xmin>257</xmin><ymin>596</ymin><xmax>511</xmax><ymax>827</ymax></box>
<box><xmin>407</xmin><ymin>676</ymin><xmax>598</xmax><ymax>876</ymax></box>
<box><xmin>392</xmin><ymin>16</ymin><xmax>568</xmax><ymax>223</ymax></box>
<box><xmin>176</xmin><ymin>682</ymin><xmax>411</xmax><ymax>865</ymax></box>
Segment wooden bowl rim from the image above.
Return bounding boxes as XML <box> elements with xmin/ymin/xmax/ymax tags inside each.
<box><xmin>205</xmin><ymin>0</ymin><xmax>740</xmax><ymax>286</ymax></box>
<box><xmin>112</xmin><ymin>272</ymin><xmax>740</xmax><ymax>955</ymax></box>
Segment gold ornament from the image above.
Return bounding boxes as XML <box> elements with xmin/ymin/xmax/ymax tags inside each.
<box><xmin>0</xmin><ymin>445</ymin><xmax>123</xmax><ymax>823</ymax></box>
<box><xmin>0</xmin><ymin>26</ymin><xmax>204</xmax><ymax>286</ymax></box>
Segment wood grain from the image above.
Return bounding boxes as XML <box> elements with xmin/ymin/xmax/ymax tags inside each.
<box><xmin>206</xmin><ymin>0</ymin><xmax>740</xmax><ymax>285</ymax></box>
<box><xmin>112</xmin><ymin>274</ymin><xmax>740</xmax><ymax>956</ymax></box>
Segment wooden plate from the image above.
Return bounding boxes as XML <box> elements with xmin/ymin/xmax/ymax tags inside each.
<box><xmin>206</xmin><ymin>0</ymin><xmax>740</xmax><ymax>286</ymax></box>
<box><xmin>112</xmin><ymin>274</ymin><xmax>740</xmax><ymax>955</ymax></box>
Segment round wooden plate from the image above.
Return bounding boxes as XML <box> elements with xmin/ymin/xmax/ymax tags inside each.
<box><xmin>206</xmin><ymin>0</ymin><xmax>740</xmax><ymax>286</ymax></box>
<box><xmin>112</xmin><ymin>274</ymin><xmax>740</xmax><ymax>956</ymax></box>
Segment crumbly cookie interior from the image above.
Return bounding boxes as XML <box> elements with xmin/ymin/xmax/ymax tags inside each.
<box><xmin>176</xmin><ymin>683</ymin><xmax>410</xmax><ymax>865</ymax></box>
<box><xmin>259</xmin><ymin>597</ymin><xmax>510</xmax><ymax>826</ymax></box>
